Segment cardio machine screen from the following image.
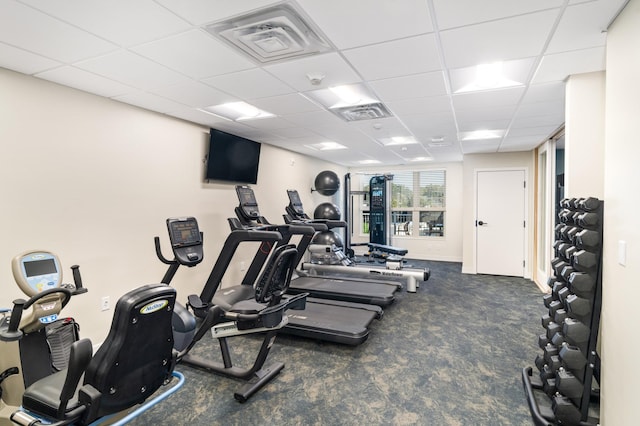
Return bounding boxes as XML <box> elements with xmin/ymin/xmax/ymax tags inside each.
<box><xmin>24</xmin><ymin>258</ymin><xmax>57</xmax><ymax>277</ymax></box>
<box><xmin>169</xmin><ymin>220</ymin><xmax>201</xmax><ymax>247</ymax></box>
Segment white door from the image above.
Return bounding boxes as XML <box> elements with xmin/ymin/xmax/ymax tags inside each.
<box><xmin>476</xmin><ymin>169</ymin><xmax>526</xmax><ymax>276</ymax></box>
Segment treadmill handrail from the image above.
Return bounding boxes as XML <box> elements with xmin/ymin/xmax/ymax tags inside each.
<box><xmin>198</xmin><ymin>229</ymin><xmax>282</xmax><ymax>305</ymax></box>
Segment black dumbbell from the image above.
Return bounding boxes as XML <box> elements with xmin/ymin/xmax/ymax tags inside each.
<box><xmin>572</xmin><ymin>250</ymin><xmax>599</xmax><ymax>272</ymax></box>
<box><xmin>559</xmin><ymin>344</ymin><xmax>588</xmax><ymax>378</ymax></box>
<box><xmin>568</xmin><ymin>272</ymin><xmax>596</xmax><ymax>299</ymax></box>
<box><xmin>556</xmin><ymin>368</ymin><xmax>584</xmax><ymax>402</ymax></box>
<box><xmin>577</xmin><ymin>212</ymin><xmax>599</xmax><ymax>228</ymax></box>
<box><xmin>575</xmin><ymin>229</ymin><xmax>600</xmax><ymax>251</ymax></box>
<box><xmin>554</xmin><ymin>308</ymin><xmax>568</xmax><ymax>326</ymax></box>
<box><xmin>552</xmin><ymin>394</ymin><xmax>582</xmax><ymax>425</ymax></box>
<box><xmin>566</xmin><ymin>294</ymin><xmax>592</xmax><ymax>324</ymax></box>
<box><xmin>538</xmin><ymin>333</ymin><xmax>549</xmax><ymax>349</ymax></box>
<box><xmin>578</xmin><ymin>197</ymin><xmax>601</xmax><ymax>212</ymax></box>
<box><xmin>563</xmin><ymin>318</ymin><xmax>591</xmax><ymax>353</ymax></box>
<box><xmin>546</xmin><ymin>321</ymin><xmax>562</xmax><ymax>340</ymax></box>
<box><xmin>560</xmin><ymin>264</ymin><xmax>576</xmax><ymax>281</ymax></box>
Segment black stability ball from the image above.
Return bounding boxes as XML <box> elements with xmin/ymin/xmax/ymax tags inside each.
<box><xmin>311</xmin><ymin>230</ymin><xmax>344</xmax><ymax>248</ymax></box>
<box><xmin>314</xmin><ymin>202</ymin><xmax>341</xmax><ymax>220</ymax></box>
<box><xmin>314</xmin><ymin>170</ymin><xmax>340</xmax><ymax>196</ymax></box>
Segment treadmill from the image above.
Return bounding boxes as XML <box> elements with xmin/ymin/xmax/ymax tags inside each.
<box><xmin>285</xmin><ymin>190</ymin><xmax>430</xmax><ymax>293</ymax></box>
<box><xmin>232</xmin><ymin>186</ymin><xmax>400</xmax><ymax>308</ymax></box>
<box><xmin>158</xmin><ymin>217</ymin><xmax>382</xmax><ymax>346</ymax></box>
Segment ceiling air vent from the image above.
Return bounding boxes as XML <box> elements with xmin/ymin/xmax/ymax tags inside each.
<box><xmin>332</xmin><ymin>103</ymin><xmax>394</xmax><ymax>122</ymax></box>
<box><xmin>204</xmin><ymin>2</ymin><xmax>332</xmax><ymax>64</ymax></box>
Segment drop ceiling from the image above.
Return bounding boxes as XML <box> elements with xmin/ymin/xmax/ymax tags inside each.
<box><xmin>0</xmin><ymin>0</ymin><xmax>626</xmax><ymax>166</ymax></box>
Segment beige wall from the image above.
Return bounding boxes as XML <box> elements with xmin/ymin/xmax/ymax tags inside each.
<box><xmin>0</xmin><ymin>68</ymin><xmax>345</xmax><ymax>343</ymax></box>
<box><xmin>461</xmin><ymin>152</ymin><xmax>535</xmax><ymax>275</ymax></box>
<box><xmin>565</xmin><ymin>71</ymin><xmax>606</xmax><ymax>199</ymax></box>
<box><xmin>601</xmin><ymin>0</ymin><xmax>640</xmax><ymax>423</ymax></box>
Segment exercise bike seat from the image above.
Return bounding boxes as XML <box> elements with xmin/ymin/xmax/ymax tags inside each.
<box><xmin>17</xmin><ymin>284</ymin><xmax>177</xmax><ymax>425</ymax></box>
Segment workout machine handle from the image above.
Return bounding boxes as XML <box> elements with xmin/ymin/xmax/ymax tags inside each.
<box><xmin>71</xmin><ymin>265</ymin><xmax>88</xmax><ymax>295</ymax></box>
<box><xmin>2</xmin><ymin>299</ymin><xmax>26</xmax><ymax>341</ymax></box>
<box><xmin>154</xmin><ymin>236</ymin><xmax>175</xmax><ymax>265</ymax></box>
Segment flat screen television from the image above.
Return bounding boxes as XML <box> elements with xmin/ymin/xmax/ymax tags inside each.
<box><xmin>205</xmin><ymin>128</ymin><xmax>261</xmax><ymax>184</ymax></box>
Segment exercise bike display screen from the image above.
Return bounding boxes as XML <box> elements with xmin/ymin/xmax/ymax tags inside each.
<box><xmin>12</xmin><ymin>251</ymin><xmax>62</xmax><ymax>296</ymax></box>
<box><xmin>168</xmin><ymin>218</ymin><xmax>201</xmax><ymax>247</ymax></box>
<box><xmin>24</xmin><ymin>258</ymin><xmax>57</xmax><ymax>277</ymax></box>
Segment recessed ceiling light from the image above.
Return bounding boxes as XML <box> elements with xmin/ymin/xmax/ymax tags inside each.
<box><xmin>201</xmin><ymin>101</ymin><xmax>274</xmax><ymax>121</ymax></box>
<box><xmin>358</xmin><ymin>159</ymin><xmax>381</xmax><ymax>165</ymax></box>
<box><xmin>410</xmin><ymin>157</ymin><xmax>433</xmax><ymax>162</ymax></box>
<box><xmin>306</xmin><ymin>141</ymin><xmax>347</xmax><ymax>151</ymax></box>
<box><xmin>305</xmin><ymin>83</ymin><xmax>378</xmax><ymax>109</ymax></box>
<box><xmin>378</xmin><ymin>136</ymin><xmax>418</xmax><ymax>146</ymax></box>
<box><xmin>455</xmin><ymin>62</ymin><xmax>523</xmax><ymax>93</ymax></box>
<box><xmin>459</xmin><ymin>129</ymin><xmax>506</xmax><ymax>141</ymax></box>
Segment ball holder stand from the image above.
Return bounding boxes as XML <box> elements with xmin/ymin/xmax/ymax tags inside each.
<box><xmin>522</xmin><ymin>197</ymin><xmax>603</xmax><ymax>426</ymax></box>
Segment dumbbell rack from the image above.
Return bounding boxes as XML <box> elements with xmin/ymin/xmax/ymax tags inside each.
<box><xmin>522</xmin><ymin>197</ymin><xmax>603</xmax><ymax>426</ymax></box>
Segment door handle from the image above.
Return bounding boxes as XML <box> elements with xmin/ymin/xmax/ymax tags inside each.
<box><xmin>477</xmin><ymin>220</ymin><xmax>487</xmax><ymax>226</ymax></box>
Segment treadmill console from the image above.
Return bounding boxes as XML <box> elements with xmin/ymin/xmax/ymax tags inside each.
<box><xmin>167</xmin><ymin>217</ymin><xmax>204</xmax><ymax>267</ymax></box>
<box><xmin>12</xmin><ymin>251</ymin><xmax>62</xmax><ymax>297</ymax></box>
<box><xmin>235</xmin><ymin>185</ymin><xmax>261</xmax><ymax>219</ymax></box>
<box><xmin>286</xmin><ymin>190</ymin><xmax>306</xmax><ymax>217</ymax></box>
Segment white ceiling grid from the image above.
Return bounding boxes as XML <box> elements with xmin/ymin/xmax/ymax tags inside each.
<box><xmin>0</xmin><ymin>0</ymin><xmax>628</xmax><ymax>166</ymax></box>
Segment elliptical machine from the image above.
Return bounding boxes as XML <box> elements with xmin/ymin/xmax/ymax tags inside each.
<box><xmin>0</xmin><ymin>251</ymin><xmax>87</xmax><ymax>425</ymax></box>
<box><xmin>154</xmin><ymin>217</ymin><xmax>307</xmax><ymax>402</ymax></box>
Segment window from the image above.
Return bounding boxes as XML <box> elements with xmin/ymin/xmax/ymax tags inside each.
<box><xmin>358</xmin><ymin>171</ymin><xmax>446</xmax><ymax>238</ymax></box>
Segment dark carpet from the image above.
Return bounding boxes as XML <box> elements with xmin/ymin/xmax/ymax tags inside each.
<box><xmin>129</xmin><ymin>261</ymin><xmax>543</xmax><ymax>426</ymax></box>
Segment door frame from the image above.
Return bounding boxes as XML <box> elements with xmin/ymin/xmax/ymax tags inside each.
<box><xmin>472</xmin><ymin>167</ymin><xmax>530</xmax><ymax>278</ymax></box>
<box><xmin>535</xmin><ymin>140</ymin><xmax>556</xmax><ymax>289</ymax></box>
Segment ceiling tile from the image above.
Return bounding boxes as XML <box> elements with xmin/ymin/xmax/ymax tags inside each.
<box><xmin>461</xmin><ymin>139</ymin><xmax>501</xmax><ymax>154</ymax></box>
<box><xmin>297</xmin><ymin>0</ymin><xmax>432</xmax><ymax>49</ymax></box>
<box><xmin>522</xmin><ymin>81</ymin><xmax>566</xmax><ymax>103</ymax></box>
<box><xmin>386</xmin><ymin>95</ymin><xmax>452</xmax><ymax>116</ymax></box>
<box><xmin>242</xmin><ymin>117</ymin><xmax>296</xmax><ymax>131</ymax></box>
<box><xmin>547</xmin><ymin>0</ymin><xmax>627</xmax><ymax>54</ymax></box>
<box><xmin>343</xmin><ymin>34</ymin><xmax>441</xmax><ymax>80</ymax></box>
<box><xmin>203</xmin><ymin>68</ymin><xmax>295</xmax><ymax>100</ymax></box>
<box><xmin>457</xmin><ymin>118</ymin><xmax>512</xmax><ymax>132</ymax></box>
<box><xmin>511</xmin><ymin>112</ymin><xmax>563</xmax><ymax>129</ymax></box>
<box><xmin>21</xmin><ymin>0</ymin><xmax>192</xmax><ymax>46</ymax></box>
<box><xmin>151</xmin><ymin>81</ymin><xmax>233</xmax><ymax>108</ymax></box>
<box><xmin>0</xmin><ymin>42</ymin><xmax>60</xmax><ymax>74</ymax></box>
<box><xmin>507</xmin><ymin>125</ymin><xmax>559</xmax><ymax>138</ymax></box>
<box><xmin>250</xmin><ymin>93</ymin><xmax>322</xmax><ymax>116</ymax></box>
<box><xmin>35</xmin><ymin>65</ymin><xmax>133</xmax><ymax>97</ymax></box>
<box><xmin>349</xmin><ymin>116</ymin><xmax>410</xmax><ymax>139</ymax></box>
<box><xmin>166</xmin><ymin>108</ymin><xmax>230</xmax><ymax>127</ymax></box>
<box><xmin>440</xmin><ymin>10</ymin><xmax>559</xmax><ymax>69</ymax></box>
<box><xmin>132</xmin><ymin>29</ymin><xmax>255</xmax><ymax>79</ymax></box>
<box><xmin>432</xmin><ymin>0</ymin><xmax>564</xmax><ymax>30</ymax></box>
<box><xmin>283</xmin><ymin>110</ymin><xmax>345</xmax><ymax>128</ymax></box>
<box><xmin>499</xmin><ymin>135</ymin><xmax>547</xmax><ymax>151</ymax></box>
<box><xmin>0</xmin><ymin>1</ymin><xmax>116</xmax><ymax>62</ymax></box>
<box><xmin>264</xmin><ymin>52</ymin><xmax>361</xmax><ymax>92</ymax></box>
<box><xmin>533</xmin><ymin>46</ymin><xmax>605</xmax><ymax>83</ymax></box>
<box><xmin>113</xmin><ymin>90</ymin><xmax>188</xmax><ymax>113</ymax></box>
<box><xmin>517</xmin><ymin>100</ymin><xmax>564</xmax><ymax>118</ymax></box>
<box><xmin>75</xmin><ymin>50</ymin><xmax>191</xmax><ymax>90</ymax></box>
<box><xmin>155</xmin><ymin>0</ymin><xmax>281</xmax><ymax>26</ymax></box>
<box><xmin>456</xmin><ymin>105</ymin><xmax>517</xmax><ymax>126</ymax></box>
<box><xmin>369</xmin><ymin>71</ymin><xmax>447</xmax><ymax>101</ymax></box>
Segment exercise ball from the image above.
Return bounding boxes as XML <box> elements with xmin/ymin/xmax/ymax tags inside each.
<box><xmin>314</xmin><ymin>202</ymin><xmax>341</xmax><ymax>220</ymax></box>
<box><xmin>311</xmin><ymin>231</ymin><xmax>344</xmax><ymax>248</ymax></box>
<box><xmin>314</xmin><ymin>170</ymin><xmax>340</xmax><ymax>196</ymax></box>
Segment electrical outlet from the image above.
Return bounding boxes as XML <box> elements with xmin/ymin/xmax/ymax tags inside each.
<box><xmin>101</xmin><ymin>296</ymin><xmax>110</xmax><ymax>311</ymax></box>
